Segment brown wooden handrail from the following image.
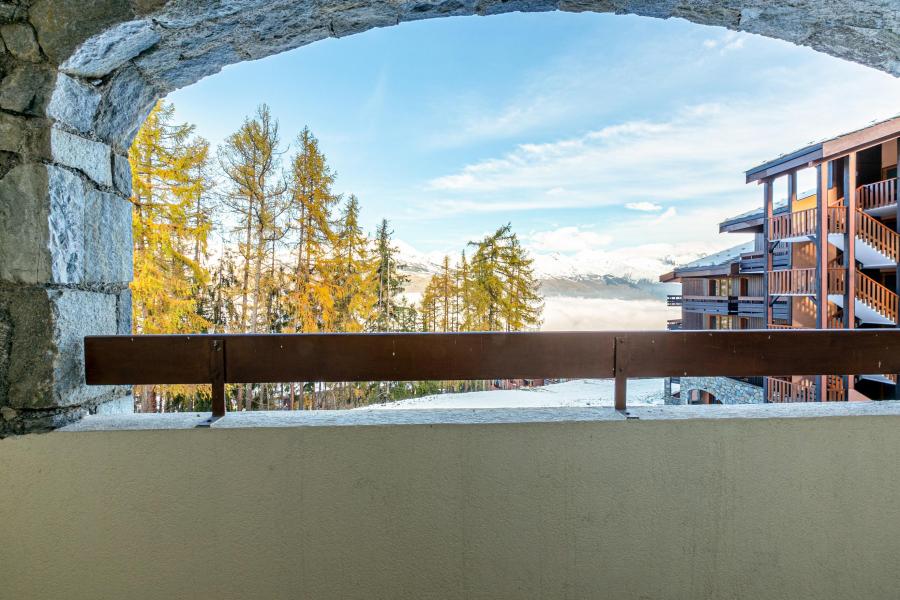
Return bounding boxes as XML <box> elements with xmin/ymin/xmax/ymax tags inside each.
<box><xmin>769</xmin><ymin>268</ymin><xmax>816</xmax><ymax>295</ymax></box>
<box><xmin>857</xmin><ymin>178</ymin><xmax>897</xmax><ymax>211</ymax></box>
<box><xmin>85</xmin><ymin>330</ymin><xmax>900</xmax><ymax>416</ymax></box>
<box><xmin>770</xmin><ymin>208</ymin><xmax>816</xmax><ymax>241</ymax></box>
<box><xmin>856</xmin><ymin>271</ymin><xmax>898</xmax><ymax>323</ymax></box>
<box><xmin>855</xmin><ymin>209</ymin><xmax>900</xmax><ymax>262</ymax></box>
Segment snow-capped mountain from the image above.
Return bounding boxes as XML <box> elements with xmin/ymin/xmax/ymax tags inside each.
<box><xmin>395</xmin><ymin>241</ymin><xmax>707</xmax><ymax>301</ymax></box>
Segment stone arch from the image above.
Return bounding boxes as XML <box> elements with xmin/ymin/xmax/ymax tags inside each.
<box><xmin>0</xmin><ymin>0</ymin><xmax>897</xmax><ymax>432</ymax></box>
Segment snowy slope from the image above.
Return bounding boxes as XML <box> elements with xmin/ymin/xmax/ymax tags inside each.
<box><xmin>362</xmin><ymin>378</ymin><xmax>666</xmax><ymax>409</ymax></box>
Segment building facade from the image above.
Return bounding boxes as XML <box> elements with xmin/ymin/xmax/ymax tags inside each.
<box><xmin>664</xmin><ymin>116</ymin><xmax>900</xmax><ymax>403</ymax></box>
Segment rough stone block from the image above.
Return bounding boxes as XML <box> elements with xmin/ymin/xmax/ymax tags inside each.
<box><xmin>29</xmin><ymin>0</ymin><xmax>134</xmax><ymax>64</ymax></box>
<box><xmin>0</xmin><ymin>112</ymin><xmax>50</xmax><ymax>160</ymax></box>
<box><xmin>60</xmin><ymin>20</ymin><xmax>160</xmax><ymax>79</ymax></box>
<box><xmin>50</xmin><ymin>127</ymin><xmax>112</xmax><ymax>186</ymax></box>
<box><xmin>46</xmin><ymin>164</ymin><xmax>85</xmax><ymax>283</ymax></box>
<box><xmin>0</xmin><ymin>163</ymin><xmax>52</xmax><ymax>283</ymax></box>
<box><xmin>94</xmin><ymin>65</ymin><xmax>159</xmax><ymax>150</ymax></box>
<box><xmin>0</xmin><ymin>306</ymin><xmax>10</xmax><ymax>407</ymax></box>
<box><xmin>50</xmin><ymin>288</ymin><xmax>120</xmax><ymax>407</ymax></box>
<box><xmin>0</xmin><ymin>63</ymin><xmax>54</xmax><ymax>115</ymax></box>
<box><xmin>0</xmin><ymin>22</ymin><xmax>42</xmax><ymax>62</ymax></box>
<box><xmin>47</xmin><ymin>73</ymin><xmax>101</xmax><ymax>133</ymax></box>
<box><xmin>112</xmin><ymin>153</ymin><xmax>131</xmax><ymax>196</ymax></box>
<box><xmin>83</xmin><ymin>189</ymin><xmax>132</xmax><ymax>283</ymax></box>
<box><xmin>116</xmin><ymin>287</ymin><xmax>132</xmax><ymax>334</ymax></box>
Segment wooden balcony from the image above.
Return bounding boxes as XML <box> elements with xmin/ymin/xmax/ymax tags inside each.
<box><xmin>767</xmin><ymin>376</ymin><xmax>845</xmax><ymax>403</ymax></box>
<box><xmin>829</xmin><ymin>268</ymin><xmax>898</xmax><ymax>324</ymax></box>
<box><xmin>770</xmin><ymin>208</ymin><xmax>817</xmax><ymax>241</ymax></box>
<box><xmin>769</xmin><ymin>268</ymin><xmax>816</xmax><ymax>296</ymax></box>
<box><xmin>666</xmin><ymin>294</ymin><xmax>683</xmax><ymax>307</ymax></box>
<box><xmin>767</xmin><ymin>377</ymin><xmax>815</xmax><ymax>402</ymax></box>
<box><xmin>857</xmin><ymin>177</ymin><xmax>897</xmax><ymax>212</ymax></box>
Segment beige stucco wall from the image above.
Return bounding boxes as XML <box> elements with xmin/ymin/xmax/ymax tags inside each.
<box><xmin>3</xmin><ymin>416</ymin><xmax>900</xmax><ymax>600</ymax></box>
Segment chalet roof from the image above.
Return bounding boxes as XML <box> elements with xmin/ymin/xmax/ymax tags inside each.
<box><xmin>745</xmin><ymin>113</ymin><xmax>900</xmax><ymax>183</ymax></box>
<box><xmin>718</xmin><ymin>189</ymin><xmax>815</xmax><ymax>233</ymax></box>
<box><xmin>660</xmin><ymin>241</ymin><xmax>754</xmax><ymax>281</ymax></box>
<box><xmin>679</xmin><ymin>241</ymin><xmax>754</xmax><ymax>270</ymax></box>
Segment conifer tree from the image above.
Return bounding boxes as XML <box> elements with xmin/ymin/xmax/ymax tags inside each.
<box><xmin>287</xmin><ymin>126</ymin><xmax>340</xmax><ymax>333</ymax></box>
<box><xmin>370</xmin><ymin>218</ymin><xmax>410</xmax><ymax>332</ymax></box>
<box><xmin>129</xmin><ymin>101</ymin><xmax>212</xmax><ymax>412</ymax></box>
<box><xmin>332</xmin><ymin>195</ymin><xmax>375</xmax><ymax>332</ymax></box>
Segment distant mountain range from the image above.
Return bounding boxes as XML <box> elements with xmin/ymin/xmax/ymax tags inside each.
<box><xmin>396</xmin><ymin>244</ymin><xmax>691</xmax><ymax>302</ymax></box>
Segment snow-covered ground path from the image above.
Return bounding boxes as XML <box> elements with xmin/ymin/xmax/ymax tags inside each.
<box><xmin>361</xmin><ymin>378</ymin><xmax>666</xmax><ymax>410</ymax></box>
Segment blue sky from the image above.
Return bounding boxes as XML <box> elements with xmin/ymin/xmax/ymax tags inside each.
<box><xmin>169</xmin><ymin>11</ymin><xmax>900</xmax><ymax>276</ymax></box>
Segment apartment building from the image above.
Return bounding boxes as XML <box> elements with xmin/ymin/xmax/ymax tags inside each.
<box><xmin>663</xmin><ymin>115</ymin><xmax>900</xmax><ymax>403</ymax></box>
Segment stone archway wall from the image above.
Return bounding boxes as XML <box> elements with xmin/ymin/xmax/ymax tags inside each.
<box><xmin>0</xmin><ymin>0</ymin><xmax>897</xmax><ymax>433</ymax></box>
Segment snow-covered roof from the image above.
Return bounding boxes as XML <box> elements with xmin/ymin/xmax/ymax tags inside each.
<box><xmin>746</xmin><ymin>113</ymin><xmax>900</xmax><ymax>177</ymax></box>
<box><xmin>677</xmin><ymin>241</ymin><xmax>754</xmax><ymax>271</ymax></box>
<box><xmin>719</xmin><ymin>189</ymin><xmax>816</xmax><ymax>229</ymax></box>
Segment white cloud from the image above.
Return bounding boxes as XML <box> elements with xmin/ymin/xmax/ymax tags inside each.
<box><xmin>625</xmin><ymin>201</ymin><xmax>663</xmax><ymax>212</ymax></box>
<box><xmin>703</xmin><ymin>31</ymin><xmax>747</xmax><ymax>54</ymax></box>
<box><xmin>422</xmin><ymin>67</ymin><xmax>900</xmax><ymax>224</ymax></box>
<box><xmin>529</xmin><ymin>226</ymin><xmax>612</xmax><ymax>253</ymax></box>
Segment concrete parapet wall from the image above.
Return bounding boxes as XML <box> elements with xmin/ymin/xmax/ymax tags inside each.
<box><xmin>3</xmin><ymin>410</ymin><xmax>900</xmax><ymax>599</ymax></box>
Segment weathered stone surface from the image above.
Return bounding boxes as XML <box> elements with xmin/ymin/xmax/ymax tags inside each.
<box><xmin>0</xmin><ymin>63</ymin><xmax>53</xmax><ymax>114</ymax></box>
<box><xmin>60</xmin><ymin>20</ymin><xmax>160</xmax><ymax>79</ymax></box>
<box><xmin>0</xmin><ymin>163</ymin><xmax>51</xmax><ymax>283</ymax></box>
<box><xmin>47</xmin><ymin>73</ymin><xmax>101</xmax><ymax>133</ymax></box>
<box><xmin>46</xmin><ymin>164</ymin><xmax>84</xmax><ymax>284</ymax></box>
<box><xmin>0</xmin><ymin>307</ymin><xmax>10</xmax><ymax>407</ymax></box>
<box><xmin>49</xmin><ymin>288</ymin><xmax>120</xmax><ymax>407</ymax></box>
<box><xmin>116</xmin><ymin>287</ymin><xmax>131</xmax><ymax>335</ymax></box>
<box><xmin>93</xmin><ymin>65</ymin><xmax>159</xmax><ymax>150</ymax></box>
<box><xmin>112</xmin><ymin>152</ymin><xmax>131</xmax><ymax>196</ymax></box>
<box><xmin>83</xmin><ymin>189</ymin><xmax>132</xmax><ymax>283</ymax></box>
<box><xmin>29</xmin><ymin>0</ymin><xmax>134</xmax><ymax>64</ymax></box>
<box><xmin>50</xmin><ymin>127</ymin><xmax>112</xmax><ymax>186</ymax></box>
<box><xmin>672</xmin><ymin>376</ymin><xmax>765</xmax><ymax>405</ymax></box>
<box><xmin>0</xmin><ymin>22</ymin><xmax>42</xmax><ymax>62</ymax></box>
<box><xmin>0</xmin><ymin>112</ymin><xmax>50</xmax><ymax>159</ymax></box>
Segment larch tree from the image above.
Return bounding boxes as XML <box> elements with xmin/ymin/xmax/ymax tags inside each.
<box><xmin>332</xmin><ymin>195</ymin><xmax>375</xmax><ymax>333</ymax></box>
<box><xmin>287</xmin><ymin>126</ymin><xmax>340</xmax><ymax>334</ymax></box>
<box><xmin>129</xmin><ymin>101</ymin><xmax>212</xmax><ymax>412</ymax></box>
<box><xmin>218</xmin><ymin>103</ymin><xmax>287</xmax><ymax>409</ymax></box>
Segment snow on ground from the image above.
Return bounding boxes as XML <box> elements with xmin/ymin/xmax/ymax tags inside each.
<box><xmin>361</xmin><ymin>378</ymin><xmax>666</xmax><ymax>410</ymax></box>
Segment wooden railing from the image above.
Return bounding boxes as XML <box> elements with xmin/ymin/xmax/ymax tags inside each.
<box><xmin>857</xmin><ymin>271</ymin><xmax>898</xmax><ymax>323</ymax></box>
<box><xmin>856</xmin><ymin>209</ymin><xmax>900</xmax><ymax>262</ymax></box>
<box><xmin>829</xmin><ymin>269</ymin><xmax>897</xmax><ymax>323</ymax></box>
<box><xmin>857</xmin><ymin>178</ymin><xmax>897</xmax><ymax>211</ymax></box>
<box><xmin>825</xmin><ymin>375</ymin><xmax>846</xmax><ymax>402</ymax></box>
<box><xmin>766</xmin><ymin>376</ymin><xmax>845</xmax><ymax>403</ymax></box>
<box><xmin>770</xmin><ymin>208</ymin><xmax>817</xmax><ymax>240</ymax></box>
<box><xmin>667</xmin><ymin>295</ymin><xmax>683</xmax><ymax>306</ymax></box>
<box><xmin>769</xmin><ymin>268</ymin><xmax>816</xmax><ymax>295</ymax></box>
<box><xmin>773</xmin><ymin>204</ymin><xmax>898</xmax><ymax>265</ymax></box>
<box><xmin>767</xmin><ymin>377</ymin><xmax>816</xmax><ymax>403</ymax></box>
<box><xmin>84</xmin><ymin>331</ymin><xmax>900</xmax><ymax>415</ymax></box>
